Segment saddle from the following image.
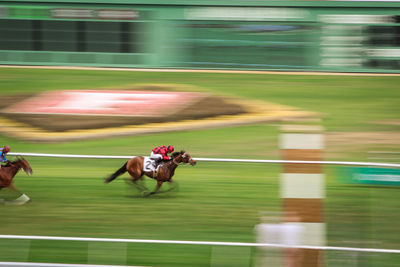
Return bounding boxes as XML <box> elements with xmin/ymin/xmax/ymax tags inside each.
<box><xmin>143</xmin><ymin>157</ymin><xmax>162</xmax><ymax>177</ymax></box>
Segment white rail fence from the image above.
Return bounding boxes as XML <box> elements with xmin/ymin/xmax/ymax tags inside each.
<box><xmin>1</xmin><ymin>235</ymin><xmax>398</xmax><ymax>267</ymax></box>
<box><xmin>8</xmin><ymin>152</ymin><xmax>400</xmax><ymax>168</ymax></box>
<box><xmin>0</xmin><ymin>235</ymin><xmax>400</xmax><ymax>254</ymax></box>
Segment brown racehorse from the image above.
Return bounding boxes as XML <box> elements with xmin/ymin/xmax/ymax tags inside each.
<box><xmin>105</xmin><ymin>150</ymin><xmax>196</xmax><ymax>195</ymax></box>
<box><xmin>0</xmin><ymin>157</ymin><xmax>32</xmax><ymax>205</ymax></box>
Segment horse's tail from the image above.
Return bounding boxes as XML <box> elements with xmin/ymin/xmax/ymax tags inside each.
<box><xmin>105</xmin><ymin>162</ymin><xmax>127</xmax><ymax>183</ymax></box>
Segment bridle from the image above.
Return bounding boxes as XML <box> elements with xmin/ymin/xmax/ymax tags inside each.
<box><xmin>172</xmin><ymin>153</ymin><xmax>190</xmax><ymax>165</ymax></box>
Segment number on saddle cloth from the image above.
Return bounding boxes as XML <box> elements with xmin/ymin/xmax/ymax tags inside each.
<box><xmin>143</xmin><ymin>157</ymin><xmax>156</xmax><ymax>172</ymax></box>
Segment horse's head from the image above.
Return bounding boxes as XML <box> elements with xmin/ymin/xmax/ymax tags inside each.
<box><xmin>177</xmin><ymin>150</ymin><xmax>196</xmax><ymax>166</ymax></box>
<box><xmin>13</xmin><ymin>157</ymin><xmax>33</xmax><ymax>175</ymax></box>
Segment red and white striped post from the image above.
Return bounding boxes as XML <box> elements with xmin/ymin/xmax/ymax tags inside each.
<box><xmin>280</xmin><ymin>125</ymin><xmax>325</xmax><ymax>267</ymax></box>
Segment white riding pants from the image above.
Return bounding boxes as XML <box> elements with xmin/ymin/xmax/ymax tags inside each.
<box><xmin>150</xmin><ymin>152</ymin><xmax>163</xmax><ymax>161</ymax></box>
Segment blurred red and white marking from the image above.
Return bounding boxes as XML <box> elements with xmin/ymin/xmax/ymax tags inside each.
<box><xmin>5</xmin><ymin>90</ymin><xmax>205</xmax><ymax>116</ymax></box>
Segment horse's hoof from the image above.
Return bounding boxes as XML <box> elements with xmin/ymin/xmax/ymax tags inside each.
<box><xmin>5</xmin><ymin>194</ymin><xmax>30</xmax><ymax>206</ymax></box>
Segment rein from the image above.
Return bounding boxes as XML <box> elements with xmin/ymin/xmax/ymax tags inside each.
<box><xmin>8</xmin><ymin>162</ymin><xmax>21</xmax><ymax>170</ymax></box>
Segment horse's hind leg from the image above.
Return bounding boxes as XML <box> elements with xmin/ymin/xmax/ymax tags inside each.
<box><xmin>128</xmin><ymin>175</ymin><xmax>150</xmax><ymax>196</ymax></box>
<box><xmin>8</xmin><ymin>182</ymin><xmax>21</xmax><ymax>193</ymax></box>
<box><xmin>133</xmin><ymin>180</ymin><xmax>148</xmax><ymax>192</ymax></box>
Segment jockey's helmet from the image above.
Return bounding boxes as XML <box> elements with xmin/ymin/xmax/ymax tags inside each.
<box><xmin>2</xmin><ymin>145</ymin><xmax>10</xmax><ymax>153</ymax></box>
<box><xmin>167</xmin><ymin>145</ymin><xmax>174</xmax><ymax>153</ymax></box>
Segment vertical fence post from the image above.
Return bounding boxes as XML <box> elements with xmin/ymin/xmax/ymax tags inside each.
<box><xmin>280</xmin><ymin>124</ymin><xmax>325</xmax><ymax>267</ymax></box>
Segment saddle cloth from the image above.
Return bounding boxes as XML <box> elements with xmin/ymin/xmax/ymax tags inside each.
<box><xmin>143</xmin><ymin>157</ymin><xmax>156</xmax><ymax>172</ymax></box>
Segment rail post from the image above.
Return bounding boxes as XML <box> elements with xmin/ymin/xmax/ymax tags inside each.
<box><xmin>280</xmin><ymin>124</ymin><xmax>325</xmax><ymax>267</ymax></box>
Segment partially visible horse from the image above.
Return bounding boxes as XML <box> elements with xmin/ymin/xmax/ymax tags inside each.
<box><xmin>0</xmin><ymin>157</ymin><xmax>32</xmax><ymax>205</ymax></box>
<box><xmin>105</xmin><ymin>150</ymin><xmax>196</xmax><ymax>195</ymax></box>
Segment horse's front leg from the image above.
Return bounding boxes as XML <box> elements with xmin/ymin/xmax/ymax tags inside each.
<box><xmin>0</xmin><ymin>187</ymin><xmax>4</xmax><ymax>204</ymax></box>
<box><xmin>150</xmin><ymin>180</ymin><xmax>163</xmax><ymax>195</ymax></box>
<box><xmin>127</xmin><ymin>175</ymin><xmax>150</xmax><ymax>195</ymax></box>
<box><xmin>165</xmin><ymin>179</ymin><xmax>179</xmax><ymax>192</ymax></box>
<box><xmin>132</xmin><ymin>178</ymin><xmax>147</xmax><ymax>191</ymax></box>
<box><xmin>8</xmin><ymin>182</ymin><xmax>22</xmax><ymax>194</ymax></box>
<box><xmin>4</xmin><ymin>182</ymin><xmax>30</xmax><ymax>205</ymax></box>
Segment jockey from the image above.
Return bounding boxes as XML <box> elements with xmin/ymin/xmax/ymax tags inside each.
<box><xmin>0</xmin><ymin>145</ymin><xmax>10</xmax><ymax>165</ymax></box>
<box><xmin>150</xmin><ymin>145</ymin><xmax>174</xmax><ymax>168</ymax></box>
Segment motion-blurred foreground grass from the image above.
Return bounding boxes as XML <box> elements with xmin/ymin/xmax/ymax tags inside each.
<box><xmin>0</xmin><ymin>68</ymin><xmax>399</xmax><ymax>266</ymax></box>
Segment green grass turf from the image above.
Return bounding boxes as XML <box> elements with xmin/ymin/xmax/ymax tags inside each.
<box><xmin>0</xmin><ymin>68</ymin><xmax>399</xmax><ymax>266</ymax></box>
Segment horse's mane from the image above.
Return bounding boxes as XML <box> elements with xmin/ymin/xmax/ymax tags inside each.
<box><xmin>171</xmin><ymin>150</ymin><xmax>185</xmax><ymax>159</ymax></box>
<box><xmin>7</xmin><ymin>157</ymin><xmax>29</xmax><ymax>168</ymax></box>
<box><xmin>9</xmin><ymin>157</ymin><xmax>25</xmax><ymax>164</ymax></box>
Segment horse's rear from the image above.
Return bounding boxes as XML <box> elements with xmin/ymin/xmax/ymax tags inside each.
<box><xmin>105</xmin><ymin>156</ymin><xmax>145</xmax><ymax>183</ymax></box>
<box><xmin>126</xmin><ymin>156</ymin><xmax>146</xmax><ymax>179</ymax></box>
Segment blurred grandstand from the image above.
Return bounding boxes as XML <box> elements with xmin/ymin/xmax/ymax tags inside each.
<box><xmin>0</xmin><ymin>0</ymin><xmax>400</xmax><ymax>73</ymax></box>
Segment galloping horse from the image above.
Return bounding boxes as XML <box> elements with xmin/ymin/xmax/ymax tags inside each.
<box><xmin>0</xmin><ymin>157</ymin><xmax>32</xmax><ymax>205</ymax></box>
<box><xmin>105</xmin><ymin>150</ymin><xmax>196</xmax><ymax>195</ymax></box>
